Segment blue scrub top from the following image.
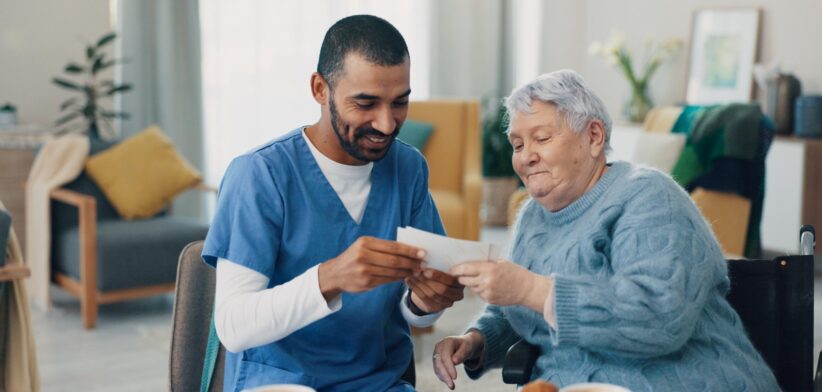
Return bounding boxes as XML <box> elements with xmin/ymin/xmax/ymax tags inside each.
<box><xmin>202</xmin><ymin>128</ymin><xmax>445</xmax><ymax>391</ymax></box>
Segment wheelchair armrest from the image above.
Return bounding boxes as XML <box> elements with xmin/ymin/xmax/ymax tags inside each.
<box><xmin>814</xmin><ymin>350</ymin><xmax>822</xmax><ymax>392</ymax></box>
<box><xmin>502</xmin><ymin>339</ymin><xmax>540</xmax><ymax>385</ymax></box>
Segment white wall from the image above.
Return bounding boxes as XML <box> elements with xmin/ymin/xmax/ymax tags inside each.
<box><xmin>548</xmin><ymin>0</ymin><xmax>822</xmax><ymax>122</ymax></box>
<box><xmin>0</xmin><ymin>0</ymin><xmax>112</xmax><ymax>128</ymax></box>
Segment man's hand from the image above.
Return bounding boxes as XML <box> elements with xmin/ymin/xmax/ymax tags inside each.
<box><xmin>406</xmin><ymin>269</ymin><xmax>465</xmax><ymax>314</ymax></box>
<box><xmin>432</xmin><ymin>331</ymin><xmax>484</xmax><ymax>390</ymax></box>
<box><xmin>450</xmin><ymin>260</ymin><xmax>553</xmax><ymax>312</ymax></box>
<box><xmin>318</xmin><ymin>236</ymin><xmax>425</xmax><ymax>301</ymax></box>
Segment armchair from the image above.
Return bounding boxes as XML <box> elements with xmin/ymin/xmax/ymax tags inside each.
<box><xmin>407</xmin><ymin>100</ymin><xmax>482</xmax><ymax>241</ymax></box>
<box><xmin>49</xmin><ymin>139</ymin><xmax>211</xmax><ymax>329</ymax></box>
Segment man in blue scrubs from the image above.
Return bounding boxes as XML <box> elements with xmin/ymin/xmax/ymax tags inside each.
<box><xmin>202</xmin><ymin>15</ymin><xmax>464</xmax><ymax>391</ymax></box>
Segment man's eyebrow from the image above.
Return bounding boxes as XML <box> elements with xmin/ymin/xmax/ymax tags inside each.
<box><xmin>350</xmin><ymin>89</ymin><xmax>412</xmax><ymax>100</ymax></box>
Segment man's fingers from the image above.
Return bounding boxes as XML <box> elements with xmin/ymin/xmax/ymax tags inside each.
<box><xmin>363</xmin><ymin>248</ymin><xmax>422</xmax><ymax>271</ymax></box>
<box><xmin>364</xmin><ymin>264</ymin><xmax>415</xmax><ymax>280</ymax></box>
<box><xmin>366</xmin><ymin>237</ymin><xmax>426</xmax><ymax>260</ymax></box>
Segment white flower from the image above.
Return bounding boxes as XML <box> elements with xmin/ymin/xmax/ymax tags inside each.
<box><xmin>588</xmin><ymin>41</ymin><xmax>603</xmax><ymax>56</ymax></box>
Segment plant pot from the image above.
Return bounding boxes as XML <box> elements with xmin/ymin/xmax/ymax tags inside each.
<box><xmin>481</xmin><ymin>177</ymin><xmax>520</xmax><ymax>226</ymax></box>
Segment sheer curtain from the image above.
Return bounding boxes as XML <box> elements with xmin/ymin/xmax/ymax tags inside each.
<box><xmin>199</xmin><ymin>0</ymin><xmax>432</xmax><ymax>214</ymax></box>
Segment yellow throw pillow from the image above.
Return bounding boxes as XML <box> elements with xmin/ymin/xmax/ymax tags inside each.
<box><xmin>85</xmin><ymin>125</ymin><xmax>201</xmax><ymax>219</ymax></box>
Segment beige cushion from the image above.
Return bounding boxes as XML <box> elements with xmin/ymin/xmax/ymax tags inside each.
<box><xmin>85</xmin><ymin>125</ymin><xmax>201</xmax><ymax>219</ymax></box>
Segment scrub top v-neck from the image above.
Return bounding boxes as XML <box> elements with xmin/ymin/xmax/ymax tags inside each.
<box><xmin>202</xmin><ymin>127</ymin><xmax>445</xmax><ymax>391</ymax></box>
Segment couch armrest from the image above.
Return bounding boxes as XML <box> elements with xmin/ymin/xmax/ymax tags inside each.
<box><xmin>50</xmin><ymin>187</ymin><xmax>98</xmax><ymax>328</ymax></box>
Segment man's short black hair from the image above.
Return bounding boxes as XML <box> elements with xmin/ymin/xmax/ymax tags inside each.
<box><xmin>317</xmin><ymin>15</ymin><xmax>409</xmax><ymax>88</ymax></box>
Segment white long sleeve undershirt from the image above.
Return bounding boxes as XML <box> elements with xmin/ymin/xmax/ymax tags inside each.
<box><xmin>215</xmin><ymin>258</ymin><xmax>442</xmax><ymax>352</ymax></box>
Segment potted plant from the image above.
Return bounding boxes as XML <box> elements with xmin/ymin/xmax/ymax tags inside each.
<box><xmin>0</xmin><ymin>103</ymin><xmax>17</xmax><ymax>128</ymax></box>
<box><xmin>52</xmin><ymin>32</ymin><xmax>132</xmax><ymax>140</ymax></box>
<box><xmin>481</xmin><ymin>99</ymin><xmax>520</xmax><ymax>226</ymax></box>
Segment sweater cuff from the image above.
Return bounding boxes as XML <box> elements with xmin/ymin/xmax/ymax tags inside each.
<box><xmin>552</xmin><ymin>274</ymin><xmax>580</xmax><ymax>346</ymax></box>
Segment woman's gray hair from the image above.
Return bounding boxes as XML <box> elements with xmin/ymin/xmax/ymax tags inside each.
<box><xmin>505</xmin><ymin>69</ymin><xmax>612</xmax><ymax>150</ymax></box>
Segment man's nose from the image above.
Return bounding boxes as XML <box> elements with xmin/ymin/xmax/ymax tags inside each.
<box><xmin>372</xmin><ymin>107</ymin><xmax>396</xmax><ymax>135</ymax></box>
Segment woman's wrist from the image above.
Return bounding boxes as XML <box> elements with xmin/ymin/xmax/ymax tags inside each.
<box><xmin>523</xmin><ymin>274</ymin><xmax>554</xmax><ymax>314</ymax></box>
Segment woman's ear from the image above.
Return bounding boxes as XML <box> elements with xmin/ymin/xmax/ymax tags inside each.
<box><xmin>310</xmin><ymin>72</ymin><xmax>328</xmax><ymax>105</ymax></box>
<box><xmin>587</xmin><ymin>120</ymin><xmax>607</xmax><ymax>158</ymax></box>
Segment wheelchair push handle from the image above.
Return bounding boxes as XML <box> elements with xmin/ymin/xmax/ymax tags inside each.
<box><xmin>800</xmin><ymin>225</ymin><xmax>815</xmax><ymax>256</ymax></box>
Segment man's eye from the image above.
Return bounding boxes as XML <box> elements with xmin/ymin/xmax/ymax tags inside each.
<box><xmin>356</xmin><ymin>102</ymin><xmax>375</xmax><ymax>109</ymax></box>
<box><xmin>393</xmin><ymin>100</ymin><xmax>409</xmax><ymax>107</ymax></box>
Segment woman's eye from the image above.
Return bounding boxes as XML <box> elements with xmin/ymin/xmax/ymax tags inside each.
<box><xmin>513</xmin><ymin>144</ymin><xmax>523</xmax><ymax>152</ymax></box>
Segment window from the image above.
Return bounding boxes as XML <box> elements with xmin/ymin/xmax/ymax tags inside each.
<box><xmin>200</xmin><ymin>0</ymin><xmax>431</xmax><ymax>204</ymax></box>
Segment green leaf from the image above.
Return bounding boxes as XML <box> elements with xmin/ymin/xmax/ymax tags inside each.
<box><xmin>64</xmin><ymin>63</ymin><xmax>84</xmax><ymax>74</ymax></box>
<box><xmin>60</xmin><ymin>97</ymin><xmax>79</xmax><ymax>110</ymax></box>
<box><xmin>52</xmin><ymin>77</ymin><xmax>81</xmax><ymax>90</ymax></box>
<box><xmin>55</xmin><ymin>111</ymin><xmax>82</xmax><ymax>126</ymax></box>
<box><xmin>86</xmin><ymin>45</ymin><xmax>96</xmax><ymax>60</ymax></box>
<box><xmin>105</xmin><ymin>84</ymin><xmax>132</xmax><ymax>96</ymax></box>
<box><xmin>99</xmin><ymin>110</ymin><xmax>130</xmax><ymax>119</ymax></box>
<box><xmin>96</xmin><ymin>32</ymin><xmax>117</xmax><ymax>48</ymax></box>
<box><xmin>91</xmin><ymin>56</ymin><xmax>104</xmax><ymax>75</ymax></box>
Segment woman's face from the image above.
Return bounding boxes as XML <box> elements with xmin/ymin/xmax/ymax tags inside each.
<box><xmin>508</xmin><ymin>101</ymin><xmax>607</xmax><ymax>212</ymax></box>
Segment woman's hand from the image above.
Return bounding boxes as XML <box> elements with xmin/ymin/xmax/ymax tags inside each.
<box><xmin>432</xmin><ymin>331</ymin><xmax>484</xmax><ymax>390</ymax></box>
<box><xmin>450</xmin><ymin>260</ymin><xmax>553</xmax><ymax>312</ymax></box>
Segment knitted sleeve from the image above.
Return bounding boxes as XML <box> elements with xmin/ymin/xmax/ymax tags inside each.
<box><xmin>465</xmin><ymin>304</ymin><xmax>523</xmax><ymax>379</ymax></box>
<box><xmin>552</xmin><ymin>176</ymin><xmax>725</xmax><ymax>358</ymax></box>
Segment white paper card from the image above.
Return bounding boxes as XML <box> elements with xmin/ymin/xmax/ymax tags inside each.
<box><xmin>396</xmin><ymin>227</ymin><xmax>502</xmax><ymax>272</ymax></box>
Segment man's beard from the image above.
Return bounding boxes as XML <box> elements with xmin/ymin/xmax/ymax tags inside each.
<box><xmin>329</xmin><ymin>97</ymin><xmax>399</xmax><ymax>163</ymax></box>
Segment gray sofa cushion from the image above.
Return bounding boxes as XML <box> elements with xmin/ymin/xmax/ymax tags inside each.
<box><xmin>52</xmin><ymin>216</ymin><xmax>209</xmax><ymax>291</ymax></box>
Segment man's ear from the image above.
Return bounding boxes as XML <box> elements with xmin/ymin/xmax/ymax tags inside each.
<box><xmin>587</xmin><ymin>120</ymin><xmax>607</xmax><ymax>158</ymax></box>
<box><xmin>310</xmin><ymin>72</ymin><xmax>329</xmax><ymax>105</ymax></box>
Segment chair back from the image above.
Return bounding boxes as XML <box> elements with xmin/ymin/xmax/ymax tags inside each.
<box><xmin>726</xmin><ymin>254</ymin><xmax>814</xmax><ymax>392</ymax></box>
<box><xmin>407</xmin><ymin>100</ymin><xmax>480</xmax><ymax>196</ymax></box>
<box><xmin>169</xmin><ymin>241</ymin><xmax>224</xmax><ymax>392</ymax></box>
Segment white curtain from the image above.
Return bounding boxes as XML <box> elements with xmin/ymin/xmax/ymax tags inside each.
<box><xmin>117</xmin><ymin>0</ymin><xmax>206</xmax><ymax>220</ymax></box>
<box><xmin>199</xmin><ymin>0</ymin><xmax>432</xmax><ymax>214</ymax></box>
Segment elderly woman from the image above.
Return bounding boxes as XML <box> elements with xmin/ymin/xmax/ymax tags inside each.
<box><xmin>433</xmin><ymin>70</ymin><xmax>777</xmax><ymax>391</ymax></box>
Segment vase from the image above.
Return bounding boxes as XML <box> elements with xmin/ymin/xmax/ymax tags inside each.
<box><xmin>623</xmin><ymin>85</ymin><xmax>653</xmax><ymax>123</ymax></box>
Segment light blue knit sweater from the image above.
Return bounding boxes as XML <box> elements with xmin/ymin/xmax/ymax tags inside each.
<box><xmin>468</xmin><ymin>161</ymin><xmax>778</xmax><ymax>391</ymax></box>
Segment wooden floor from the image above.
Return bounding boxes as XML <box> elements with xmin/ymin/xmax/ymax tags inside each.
<box><xmin>31</xmin><ymin>227</ymin><xmax>822</xmax><ymax>391</ymax></box>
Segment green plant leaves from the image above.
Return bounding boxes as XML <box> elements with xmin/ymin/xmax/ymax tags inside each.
<box><xmin>60</xmin><ymin>97</ymin><xmax>79</xmax><ymax>110</ymax></box>
<box><xmin>105</xmin><ymin>84</ymin><xmax>132</xmax><ymax>96</ymax></box>
<box><xmin>52</xmin><ymin>77</ymin><xmax>81</xmax><ymax>90</ymax></box>
<box><xmin>96</xmin><ymin>32</ymin><xmax>116</xmax><ymax>48</ymax></box>
<box><xmin>99</xmin><ymin>110</ymin><xmax>130</xmax><ymax>119</ymax></box>
<box><xmin>64</xmin><ymin>63</ymin><xmax>84</xmax><ymax>73</ymax></box>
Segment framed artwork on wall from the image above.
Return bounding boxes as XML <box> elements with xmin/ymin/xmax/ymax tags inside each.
<box><xmin>686</xmin><ymin>8</ymin><xmax>761</xmax><ymax>104</ymax></box>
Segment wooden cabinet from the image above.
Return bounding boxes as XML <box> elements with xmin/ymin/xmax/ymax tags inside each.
<box><xmin>761</xmin><ymin>136</ymin><xmax>822</xmax><ymax>254</ymax></box>
<box><xmin>0</xmin><ymin>134</ymin><xmax>46</xmax><ymax>259</ymax></box>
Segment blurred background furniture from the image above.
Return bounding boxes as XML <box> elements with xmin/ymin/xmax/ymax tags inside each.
<box><xmin>49</xmin><ymin>139</ymin><xmax>210</xmax><ymax>329</ymax></box>
<box><xmin>407</xmin><ymin>100</ymin><xmax>482</xmax><ymax>241</ymax></box>
<box><xmin>0</xmin><ymin>130</ymin><xmax>52</xmax><ymax>261</ymax></box>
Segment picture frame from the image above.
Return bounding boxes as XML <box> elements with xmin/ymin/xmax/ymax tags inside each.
<box><xmin>686</xmin><ymin>8</ymin><xmax>761</xmax><ymax>104</ymax></box>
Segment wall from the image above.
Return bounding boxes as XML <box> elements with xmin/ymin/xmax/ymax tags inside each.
<box><xmin>0</xmin><ymin>0</ymin><xmax>112</xmax><ymax>128</ymax></box>
<box><xmin>573</xmin><ymin>0</ymin><xmax>822</xmax><ymax>121</ymax></box>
